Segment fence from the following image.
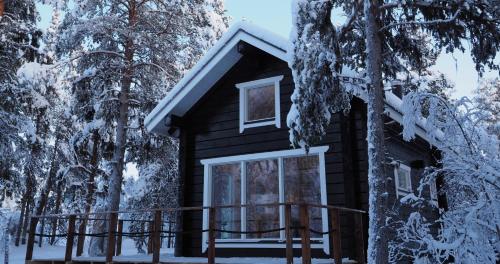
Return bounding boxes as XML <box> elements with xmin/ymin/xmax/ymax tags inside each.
<box><xmin>25</xmin><ymin>202</ymin><xmax>366</xmax><ymax>264</ymax></box>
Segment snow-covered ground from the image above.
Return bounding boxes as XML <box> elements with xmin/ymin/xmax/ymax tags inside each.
<box><xmin>2</xmin><ymin>238</ymin><xmax>356</xmax><ymax>264</ymax></box>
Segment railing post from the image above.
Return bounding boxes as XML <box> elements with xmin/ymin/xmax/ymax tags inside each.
<box><xmin>354</xmin><ymin>213</ymin><xmax>365</xmax><ymax>264</ymax></box>
<box><xmin>76</xmin><ymin>218</ymin><xmax>87</xmax><ymax>256</ymax></box>
<box><xmin>299</xmin><ymin>204</ymin><xmax>311</xmax><ymax>264</ymax></box>
<box><xmin>208</xmin><ymin>207</ymin><xmax>216</xmax><ymax>264</ymax></box>
<box><xmin>147</xmin><ymin>221</ymin><xmax>153</xmax><ymax>254</ymax></box>
<box><xmin>167</xmin><ymin>219</ymin><xmax>172</xmax><ymax>248</ymax></box>
<box><xmin>116</xmin><ymin>219</ymin><xmax>123</xmax><ymax>256</ymax></box>
<box><xmin>153</xmin><ymin>210</ymin><xmax>162</xmax><ymax>264</ymax></box>
<box><xmin>65</xmin><ymin>215</ymin><xmax>76</xmax><ymax>263</ymax></box>
<box><xmin>106</xmin><ymin>212</ymin><xmax>118</xmax><ymax>264</ymax></box>
<box><xmin>285</xmin><ymin>204</ymin><xmax>293</xmax><ymax>264</ymax></box>
<box><xmin>25</xmin><ymin>216</ymin><xmax>38</xmax><ymax>263</ymax></box>
<box><xmin>330</xmin><ymin>209</ymin><xmax>342</xmax><ymax>264</ymax></box>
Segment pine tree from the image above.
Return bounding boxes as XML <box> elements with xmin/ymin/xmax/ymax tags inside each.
<box><xmin>57</xmin><ymin>0</ymin><xmax>227</xmax><ymax>255</ymax></box>
<box><xmin>289</xmin><ymin>1</ymin><xmax>499</xmax><ymax>263</ymax></box>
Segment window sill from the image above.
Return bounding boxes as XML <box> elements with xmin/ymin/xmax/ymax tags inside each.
<box><xmin>240</xmin><ymin>119</ymin><xmax>279</xmax><ymax>132</ymax></box>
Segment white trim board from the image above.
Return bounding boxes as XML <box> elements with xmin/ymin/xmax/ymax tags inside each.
<box><xmin>201</xmin><ymin>146</ymin><xmax>330</xmax><ymax>254</ymax></box>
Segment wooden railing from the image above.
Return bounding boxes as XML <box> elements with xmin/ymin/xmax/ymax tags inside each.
<box><xmin>25</xmin><ymin>203</ymin><xmax>366</xmax><ymax>264</ymax></box>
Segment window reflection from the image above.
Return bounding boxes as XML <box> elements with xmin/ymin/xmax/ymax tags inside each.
<box><xmin>246</xmin><ymin>159</ymin><xmax>280</xmax><ymax>238</ymax></box>
<box><xmin>212</xmin><ymin>163</ymin><xmax>241</xmax><ymax>239</ymax></box>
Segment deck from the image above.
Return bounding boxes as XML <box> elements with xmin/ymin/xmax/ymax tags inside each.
<box><xmin>25</xmin><ymin>203</ymin><xmax>366</xmax><ymax>264</ymax></box>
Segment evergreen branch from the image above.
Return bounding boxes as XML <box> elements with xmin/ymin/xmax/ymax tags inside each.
<box><xmin>380</xmin><ymin>1</ymin><xmax>465</xmax><ymax>32</ymax></box>
<box><xmin>337</xmin><ymin>0</ymin><xmax>363</xmax><ymax>41</ymax></box>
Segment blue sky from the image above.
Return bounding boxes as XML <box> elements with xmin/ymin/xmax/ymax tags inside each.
<box><xmin>38</xmin><ymin>0</ymin><xmax>498</xmax><ymax>99</ymax></box>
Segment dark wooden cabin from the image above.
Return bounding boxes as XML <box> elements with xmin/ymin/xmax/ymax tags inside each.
<box><xmin>145</xmin><ymin>21</ymin><xmax>439</xmax><ymax>262</ymax></box>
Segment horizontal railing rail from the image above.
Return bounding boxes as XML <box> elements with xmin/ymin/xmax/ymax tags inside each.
<box><xmin>25</xmin><ymin>202</ymin><xmax>366</xmax><ymax>264</ymax></box>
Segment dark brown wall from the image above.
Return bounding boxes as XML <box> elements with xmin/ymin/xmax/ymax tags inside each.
<box><xmin>176</xmin><ymin>47</ymin><xmax>436</xmax><ymax>259</ymax></box>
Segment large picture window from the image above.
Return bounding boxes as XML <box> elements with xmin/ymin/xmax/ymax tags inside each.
<box><xmin>201</xmin><ymin>146</ymin><xmax>329</xmax><ymax>253</ymax></box>
<box><xmin>236</xmin><ymin>76</ymin><xmax>283</xmax><ymax>132</ymax></box>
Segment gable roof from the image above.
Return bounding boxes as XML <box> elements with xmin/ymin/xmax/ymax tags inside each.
<box><xmin>145</xmin><ymin>21</ymin><xmax>288</xmax><ymax>135</ymax></box>
<box><xmin>145</xmin><ymin>21</ymin><xmax>431</xmax><ymax>141</ymax></box>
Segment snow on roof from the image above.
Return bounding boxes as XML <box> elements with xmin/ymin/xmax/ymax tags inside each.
<box><xmin>145</xmin><ymin>20</ymin><xmax>431</xmax><ymax>142</ymax></box>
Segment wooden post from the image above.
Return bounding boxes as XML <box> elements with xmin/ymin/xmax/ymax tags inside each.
<box><xmin>285</xmin><ymin>204</ymin><xmax>293</xmax><ymax>264</ymax></box>
<box><xmin>116</xmin><ymin>220</ymin><xmax>123</xmax><ymax>256</ymax></box>
<box><xmin>65</xmin><ymin>215</ymin><xmax>76</xmax><ymax>263</ymax></box>
<box><xmin>330</xmin><ymin>209</ymin><xmax>342</xmax><ymax>264</ymax></box>
<box><xmin>299</xmin><ymin>204</ymin><xmax>311</xmax><ymax>264</ymax></box>
<box><xmin>76</xmin><ymin>218</ymin><xmax>87</xmax><ymax>256</ymax></box>
<box><xmin>25</xmin><ymin>216</ymin><xmax>38</xmax><ymax>262</ymax></box>
<box><xmin>167</xmin><ymin>219</ymin><xmax>172</xmax><ymax>248</ymax></box>
<box><xmin>354</xmin><ymin>213</ymin><xmax>365</xmax><ymax>264</ymax></box>
<box><xmin>147</xmin><ymin>221</ymin><xmax>153</xmax><ymax>254</ymax></box>
<box><xmin>153</xmin><ymin>210</ymin><xmax>162</xmax><ymax>264</ymax></box>
<box><xmin>207</xmin><ymin>207</ymin><xmax>216</xmax><ymax>264</ymax></box>
<box><xmin>106</xmin><ymin>213</ymin><xmax>118</xmax><ymax>263</ymax></box>
<box><xmin>38</xmin><ymin>210</ymin><xmax>45</xmax><ymax>248</ymax></box>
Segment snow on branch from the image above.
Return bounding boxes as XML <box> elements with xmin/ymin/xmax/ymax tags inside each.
<box><xmin>391</xmin><ymin>91</ymin><xmax>500</xmax><ymax>263</ymax></box>
<box><xmin>379</xmin><ymin>1</ymin><xmax>465</xmax><ymax>32</ymax></box>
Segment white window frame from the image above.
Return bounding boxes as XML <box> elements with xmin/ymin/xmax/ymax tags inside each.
<box><xmin>394</xmin><ymin>163</ymin><xmax>412</xmax><ymax>198</ymax></box>
<box><xmin>201</xmin><ymin>146</ymin><xmax>330</xmax><ymax>254</ymax></box>
<box><xmin>236</xmin><ymin>75</ymin><xmax>283</xmax><ymax>133</ymax></box>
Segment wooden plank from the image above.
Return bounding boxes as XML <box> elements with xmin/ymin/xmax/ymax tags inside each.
<box><xmin>152</xmin><ymin>210</ymin><xmax>162</xmax><ymax>264</ymax></box>
<box><xmin>116</xmin><ymin>219</ymin><xmax>123</xmax><ymax>256</ymax></box>
<box><xmin>354</xmin><ymin>213</ymin><xmax>366</xmax><ymax>264</ymax></box>
<box><xmin>299</xmin><ymin>204</ymin><xmax>311</xmax><ymax>264</ymax></box>
<box><xmin>105</xmin><ymin>213</ymin><xmax>118</xmax><ymax>263</ymax></box>
<box><xmin>207</xmin><ymin>207</ymin><xmax>216</xmax><ymax>264</ymax></box>
<box><xmin>285</xmin><ymin>204</ymin><xmax>293</xmax><ymax>264</ymax></box>
<box><xmin>65</xmin><ymin>215</ymin><xmax>76</xmax><ymax>262</ymax></box>
<box><xmin>330</xmin><ymin>209</ymin><xmax>342</xmax><ymax>264</ymax></box>
<box><xmin>76</xmin><ymin>218</ymin><xmax>87</xmax><ymax>256</ymax></box>
<box><xmin>25</xmin><ymin>216</ymin><xmax>37</xmax><ymax>262</ymax></box>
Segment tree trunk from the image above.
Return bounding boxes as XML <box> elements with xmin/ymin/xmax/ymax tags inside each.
<box><xmin>363</xmin><ymin>1</ymin><xmax>389</xmax><ymax>263</ymax></box>
<box><xmin>14</xmin><ymin>198</ymin><xmax>26</xmax><ymax>246</ymax></box>
<box><xmin>0</xmin><ymin>0</ymin><xmax>4</xmax><ymax>17</ymax></box>
<box><xmin>29</xmin><ymin>135</ymin><xmax>61</xmax><ymax>245</ymax></box>
<box><xmin>50</xmin><ymin>180</ymin><xmax>63</xmax><ymax>245</ymax></box>
<box><xmin>78</xmin><ymin>130</ymin><xmax>100</xmax><ymax>254</ymax></box>
<box><xmin>20</xmin><ymin>194</ymin><xmax>31</xmax><ymax>245</ymax></box>
<box><xmin>106</xmin><ymin>1</ymin><xmax>136</xmax><ymax>213</ymax></box>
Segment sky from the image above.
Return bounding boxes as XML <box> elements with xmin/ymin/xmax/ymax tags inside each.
<box><xmin>37</xmin><ymin>0</ymin><xmax>498</xmax><ymax>99</ymax></box>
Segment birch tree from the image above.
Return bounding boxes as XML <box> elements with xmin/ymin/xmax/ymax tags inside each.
<box><xmin>288</xmin><ymin>1</ymin><xmax>499</xmax><ymax>263</ymax></box>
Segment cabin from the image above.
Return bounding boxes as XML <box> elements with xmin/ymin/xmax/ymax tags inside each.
<box><xmin>145</xmin><ymin>21</ymin><xmax>440</xmax><ymax>262</ymax></box>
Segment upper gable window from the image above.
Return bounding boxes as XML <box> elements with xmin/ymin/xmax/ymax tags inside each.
<box><xmin>236</xmin><ymin>76</ymin><xmax>283</xmax><ymax>133</ymax></box>
<box><xmin>395</xmin><ymin>163</ymin><xmax>412</xmax><ymax>198</ymax></box>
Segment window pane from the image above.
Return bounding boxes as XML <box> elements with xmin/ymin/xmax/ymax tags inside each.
<box><xmin>246</xmin><ymin>85</ymin><xmax>275</xmax><ymax>122</ymax></box>
<box><xmin>246</xmin><ymin>159</ymin><xmax>280</xmax><ymax>238</ymax></box>
<box><xmin>398</xmin><ymin>169</ymin><xmax>409</xmax><ymax>191</ymax></box>
<box><xmin>284</xmin><ymin>156</ymin><xmax>322</xmax><ymax>238</ymax></box>
<box><xmin>212</xmin><ymin>163</ymin><xmax>241</xmax><ymax>239</ymax></box>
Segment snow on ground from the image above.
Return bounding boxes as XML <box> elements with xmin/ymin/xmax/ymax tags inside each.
<box><xmin>2</xmin><ymin>238</ymin><xmax>356</xmax><ymax>263</ymax></box>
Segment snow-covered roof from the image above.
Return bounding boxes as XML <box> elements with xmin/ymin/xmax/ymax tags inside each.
<box><xmin>145</xmin><ymin>21</ymin><xmax>431</xmax><ymax>141</ymax></box>
<box><xmin>145</xmin><ymin>21</ymin><xmax>288</xmax><ymax>134</ymax></box>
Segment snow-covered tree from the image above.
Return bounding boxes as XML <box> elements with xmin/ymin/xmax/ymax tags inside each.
<box><xmin>288</xmin><ymin>1</ymin><xmax>499</xmax><ymax>263</ymax></box>
<box><xmin>56</xmin><ymin>0</ymin><xmax>227</xmax><ymax>255</ymax></box>
<box><xmin>0</xmin><ymin>0</ymin><xmax>40</xmax><ymax>207</ymax></box>
<box><xmin>473</xmin><ymin>78</ymin><xmax>499</xmax><ymax>138</ymax></box>
<box><xmin>387</xmin><ymin>91</ymin><xmax>500</xmax><ymax>263</ymax></box>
